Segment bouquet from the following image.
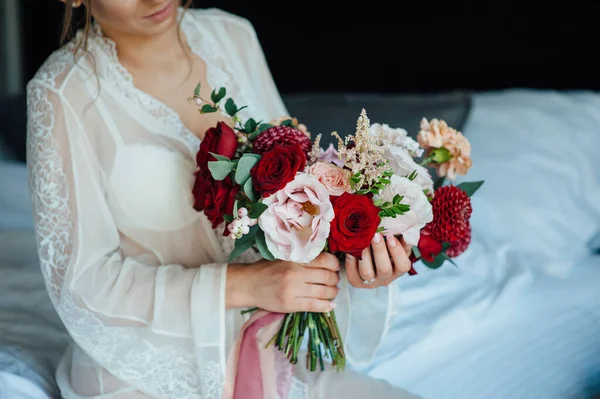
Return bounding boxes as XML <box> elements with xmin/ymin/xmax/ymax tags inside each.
<box><xmin>189</xmin><ymin>84</ymin><xmax>483</xmax><ymax>373</ymax></box>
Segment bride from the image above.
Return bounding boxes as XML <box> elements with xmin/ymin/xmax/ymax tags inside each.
<box><xmin>25</xmin><ymin>0</ymin><xmax>421</xmax><ymax>398</ymax></box>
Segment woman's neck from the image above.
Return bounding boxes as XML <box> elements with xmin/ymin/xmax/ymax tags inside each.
<box><xmin>100</xmin><ymin>21</ymin><xmax>190</xmax><ymax>72</ymax></box>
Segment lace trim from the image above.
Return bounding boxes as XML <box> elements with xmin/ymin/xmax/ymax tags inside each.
<box><xmin>84</xmin><ymin>8</ymin><xmax>252</xmax><ymax>155</ymax></box>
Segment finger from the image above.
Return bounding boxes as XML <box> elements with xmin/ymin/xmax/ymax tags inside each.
<box><xmin>399</xmin><ymin>237</ymin><xmax>412</xmax><ymax>257</ymax></box>
<box><xmin>344</xmin><ymin>254</ymin><xmax>363</xmax><ymax>288</ymax></box>
<box><xmin>296</xmin><ymin>298</ymin><xmax>337</xmax><ymax>313</ymax></box>
<box><xmin>306</xmin><ymin>252</ymin><xmax>340</xmax><ymax>272</ymax></box>
<box><xmin>304</xmin><ymin>268</ymin><xmax>340</xmax><ymax>286</ymax></box>
<box><xmin>371</xmin><ymin>233</ymin><xmax>393</xmax><ymax>278</ymax></box>
<box><xmin>358</xmin><ymin>247</ymin><xmax>375</xmax><ymax>282</ymax></box>
<box><xmin>386</xmin><ymin>235</ymin><xmax>412</xmax><ymax>275</ymax></box>
<box><xmin>302</xmin><ymin>284</ymin><xmax>339</xmax><ymax>300</ymax></box>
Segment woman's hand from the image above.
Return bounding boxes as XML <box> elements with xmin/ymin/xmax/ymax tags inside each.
<box><xmin>227</xmin><ymin>252</ymin><xmax>340</xmax><ymax>313</ymax></box>
<box><xmin>345</xmin><ymin>233</ymin><xmax>412</xmax><ymax>289</ymax></box>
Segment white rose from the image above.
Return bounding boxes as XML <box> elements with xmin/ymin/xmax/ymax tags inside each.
<box><xmin>375</xmin><ymin>175</ymin><xmax>433</xmax><ymax>246</ymax></box>
<box><xmin>370</xmin><ymin>123</ymin><xmax>424</xmax><ymax>157</ymax></box>
<box><xmin>385</xmin><ymin>145</ymin><xmax>434</xmax><ymax>196</ymax></box>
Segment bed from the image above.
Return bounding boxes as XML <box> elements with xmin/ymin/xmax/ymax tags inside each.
<box><xmin>1</xmin><ymin>88</ymin><xmax>599</xmax><ymax>398</ymax></box>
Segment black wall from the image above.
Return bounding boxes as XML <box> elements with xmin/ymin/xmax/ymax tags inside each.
<box><xmin>17</xmin><ymin>0</ymin><xmax>600</xmax><ymax>94</ymax></box>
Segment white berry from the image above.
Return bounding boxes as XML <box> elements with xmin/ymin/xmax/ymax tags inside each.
<box><xmin>228</xmin><ymin>233</ymin><xmax>237</xmax><ymax>240</ymax></box>
<box><xmin>240</xmin><ymin>216</ymin><xmax>250</xmax><ymax>226</ymax></box>
<box><xmin>237</xmin><ymin>207</ymin><xmax>248</xmax><ymax>217</ymax></box>
<box><xmin>248</xmin><ymin>218</ymin><xmax>258</xmax><ymax>226</ymax></box>
<box><xmin>194</xmin><ymin>97</ymin><xmax>203</xmax><ymax>106</ymax></box>
<box><xmin>240</xmin><ymin>225</ymin><xmax>250</xmax><ymax>234</ymax></box>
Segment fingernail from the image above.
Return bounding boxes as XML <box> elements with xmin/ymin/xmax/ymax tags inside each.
<box><xmin>372</xmin><ymin>233</ymin><xmax>382</xmax><ymax>243</ymax></box>
<box><xmin>386</xmin><ymin>235</ymin><xmax>397</xmax><ymax>248</ymax></box>
<box><xmin>330</xmin><ymin>302</ymin><xmax>337</xmax><ymax>309</ymax></box>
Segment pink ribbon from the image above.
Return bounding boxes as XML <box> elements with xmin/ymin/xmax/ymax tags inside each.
<box><xmin>223</xmin><ymin>311</ymin><xmax>293</xmax><ymax>399</ymax></box>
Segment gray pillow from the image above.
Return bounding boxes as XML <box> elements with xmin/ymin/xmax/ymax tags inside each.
<box><xmin>281</xmin><ymin>91</ymin><xmax>472</xmax><ymax>148</ymax></box>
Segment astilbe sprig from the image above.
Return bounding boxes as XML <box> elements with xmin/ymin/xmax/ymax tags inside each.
<box><xmin>332</xmin><ymin>109</ymin><xmax>390</xmax><ymax>193</ymax></box>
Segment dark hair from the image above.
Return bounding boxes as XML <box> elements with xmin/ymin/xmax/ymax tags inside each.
<box><xmin>60</xmin><ymin>0</ymin><xmax>194</xmax><ymax>53</ymax></box>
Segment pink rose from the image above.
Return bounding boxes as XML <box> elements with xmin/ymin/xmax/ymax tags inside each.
<box><xmin>307</xmin><ymin>161</ymin><xmax>351</xmax><ymax>196</ymax></box>
<box><xmin>258</xmin><ymin>173</ymin><xmax>334</xmax><ymax>263</ymax></box>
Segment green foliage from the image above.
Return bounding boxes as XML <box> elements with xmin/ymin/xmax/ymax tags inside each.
<box><xmin>456</xmin><ymin>181</ymin><xmax>484</xmax><ymax>197</ymax></box>
<box><xmin>194</xmin><ymin>83</ymin><xmax>201</xmax><ymax>97</ymax></box>
<box><xmin>235</xmin><ymin>153</ymin><xmax>260</xmax><ymax>185</ymax></box>
<box><xmin>244</xmin><ymin>178</ymin><xmax>256</xmax><ymax>202</ymax></box>
<box><xmin>377</xmin><ymin>194</ymin><xmax>411</xmax><ymax>218</ymax></box>
<box><xmin>208</xmin><ymin>160</ymin><xmax>233</xmax><ymax>180</ymax></box>
<box><xmin>256</xmin><ymin>229</ymin><xmax>275</xmax><ymax>260</ymax></box>
<box><xmin>249</xmin><ymin>202</ymin><xmax>268</xmax><ymax>219</ymax></box>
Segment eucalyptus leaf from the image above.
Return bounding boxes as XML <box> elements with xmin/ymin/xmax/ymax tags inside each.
<box><xmin>228</xmin><ymin>239</ymin><xmax>254</xmax><ymax>262</ymax></box>
<box><xmin>456</xmin><ymin>181</ymin><xmax>484</xmax><ymax>197</ymax></box>
<box><xmin>244</xmin><ymin>178</ymin><xmax>256</xmax><ymax>202</ymax></box>
<box><xmin>208</xmin><ymin>161</ymin><xmax>233</xmax><ymax>181</ymax></box>
<box><xmin>235</xmin><ymin>154</ymin><xmax>260</xmax><ymax>185</ymax></box>
<box><xmin>209</xmin><ymin>152</ymin><xmax>231</xmax><ymax>162</ymax></box>
<box><xmin>256</xmin><ymin>230</ymin><xmax>275</xmax><ymax>260</ymax></box>
<box><xmin>249</xmin><ymin>202</ymin><xmax>268</xmax><ymax>219</ymax></box>
<box><xmin>233</xmin><ymin>200</ymin><xmax>239</xmax><ymax>217</ymax></box>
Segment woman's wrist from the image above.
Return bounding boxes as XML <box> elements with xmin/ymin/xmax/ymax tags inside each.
<box><xmin>225</xmin><ymin>263</ymin><xmax>255</xmax><ymax>309</ymax></box>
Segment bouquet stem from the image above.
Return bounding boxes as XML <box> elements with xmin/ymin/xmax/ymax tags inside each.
<box><xmin>266</xmin><ymin>311</ymin><xmax>345</xmax><ymax>372</ymax></box>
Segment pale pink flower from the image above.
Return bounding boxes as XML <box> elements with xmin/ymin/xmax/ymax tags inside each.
<box><xmin>385</xmin><ymin>145</ymin><xmax>434</xmax><ymax>195</ymax></box>
<box><xmin>376</xmin><ymin>175</ymin><xmax>433</xmax><ymax>245</ymax></box>
<box><xmin>307</xmin><ymin>161</ymin><xmax>351</xmax><ymax>196</ymax></box>
<box><xmin>316</xmin><ymin>143</ymin><xmax>344</xmax><ymax>167</ymax></box>
<box><xmin>258</xmin><ymin>173</ymin><xmax>334</xmax><ymax>263</ymax></box>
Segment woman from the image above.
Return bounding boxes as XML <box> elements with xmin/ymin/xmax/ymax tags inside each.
<box><xmin>25</xmin><ymin>1</ymin><xmax>420</xmax><ymax>398</ymax></box>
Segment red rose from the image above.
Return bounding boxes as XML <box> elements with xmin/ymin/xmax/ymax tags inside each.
<box><xmin>196</xmin><ymin>122</ymin><xmax>238</xmax><ymax>170</ymax></box>
<box><xmin>192</xmin><ymin>170</ymin><xmax>239</xmax><ymax>228</ymax></box>
<box><xmin>328</xmin><ymin>192</ymin><xmax>381</xmax><ymax>259</ymax></box>
<box><xmin>407</xmin><ymin>232</ymin><xmax>444</xmax><ymax>276</ymax></box>
<box><xmin>251</xmin><ymin>144</ymin><xmax>307</xmax><ymax>198</ymax></box>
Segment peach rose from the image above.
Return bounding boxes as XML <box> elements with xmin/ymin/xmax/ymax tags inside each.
<box><xmin>307</xmin><ymin>161</ymin><xmax>351</xmax><ymax>196</ymax></box>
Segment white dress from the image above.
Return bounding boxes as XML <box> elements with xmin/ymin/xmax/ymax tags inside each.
<box><xmin>25</xmin><ymin>7</ymin><xmax>421</xmax><ymax>399</ymax></box>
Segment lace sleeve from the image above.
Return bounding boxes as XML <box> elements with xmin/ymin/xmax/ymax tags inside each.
<box><xmin>26</xmin><ymin>80</ymin><xmax>228</xmax><ymax>398</ymax></box>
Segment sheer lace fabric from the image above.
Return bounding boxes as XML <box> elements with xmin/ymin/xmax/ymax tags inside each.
<box><xmin>26</xmin><ymin>8</ymin><xmax>402</xmax><ymax>399</ymax></box>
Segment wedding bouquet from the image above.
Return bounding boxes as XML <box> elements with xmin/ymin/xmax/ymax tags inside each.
<box><xmin>189</xmin><ymin>84</ymin><xmax>483</xmax><ymax>372</ymax></box>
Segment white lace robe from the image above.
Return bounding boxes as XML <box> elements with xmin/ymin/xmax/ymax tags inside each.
<box><xmin>26</xmin><ymin>8</ymin><xmax>417</xmax><ymax>399</ymax></box>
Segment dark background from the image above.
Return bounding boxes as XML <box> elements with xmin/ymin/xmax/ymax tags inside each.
<box><xmin>17</xmin><ymin>0</ymin><xmax>600</xmax><ymax>94</ymax></box>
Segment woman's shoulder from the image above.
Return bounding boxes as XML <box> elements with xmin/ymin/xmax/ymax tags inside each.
<box><xmin>186</xmin><ymin>7</ymin><xmax>258</xmax><ymax>38</ymax></box>
<box><xmin>27</xmin><ymin>42</ymin><xmax>83</xmax><ymax>94</ymax></box>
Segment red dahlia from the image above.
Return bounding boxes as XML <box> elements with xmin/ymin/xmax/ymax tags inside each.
<box><xmin>253</xmin><ymin>126</ymin><xmax>312</xmax><ymax>158</ymax></box>
<box><xmin>446</xmin><ymin>223</ymin><xmax>471</xmax><ymax>258</ymax></box>
<box><xmin>426</xmin><ymin>185</ymin><xmax>472</xmax><ymax>243</ymax></box>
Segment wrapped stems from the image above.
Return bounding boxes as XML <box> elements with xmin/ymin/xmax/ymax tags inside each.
<box><xmin>266</xmin><ymin>311</ymin><xmax>345</xmax><ymax>372</ymax></box>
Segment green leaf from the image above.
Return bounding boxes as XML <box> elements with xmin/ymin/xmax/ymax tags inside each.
<box><xmin>244</xmin><ymin>178</ymin><xmax>256</xmax><ymax>202</ymax></box>
<box><xmin>233</xmin><ymin>200</ymin><xmax>239</xmax><ymax>217</ymax></box>
<box><xmin>225</xmin><ymin>98</ymin><xmax>237</xmax><ymax>116</ymax></box>
<box><xmin>456</xmin><ymin>181</ymin><xmax>484</xmax><ymax>197</ymax></box>
<box><xmin>422</xmin><ymin>253</ymin><xmax>446</xmax><ymax>269</ymax></box>
<box><xmin>245</xmin><ymin>118</ymin><xmax>258</xmax><ymax>134</ymax></box>
<box><xmin>440</xmin><ymin>253</ymin><xmax>458</xmax><ymax>267</ymax></box>
<box><xmin>258</xmin><ymin>123</ymin><xmax>274</xmax><ymax>133</ymax></box>
<box><xmin>249</xmin><ymin>202</ymin><xmax>268</xmax><ymax>219</ymax></box>
<box><xmin>209</xmin><ymin>152</ymin><xmax>231</xmax><ymax>162</ymax></box>
<box><xmin>256</xmin><ymin>230</ymin><xmax>275</xmax><ymax>260</ymax></box>
<box><xmin>236</xmin><ymin>224</ymin><xmax>259</xmax><ymax>247</ymax></box>
<box><xmin>280</xmin><ymin>119</ymin><xmax>293</xmax><ymax>127</ymax></box>
<box><xmin>412</xmin><ymin>246</ymin><xmax>421</xmax><ymax>258</ymax></box>
<box><xmin>223</xmin><ymin>214</ymin><xmax>234</xmax><ymax>223</ymax></box>
<box><xmin>194</xmin><ymin>83</ymin><xmax>201</xmax><ymax>97</ymax></box>
<box><xmin>208</xmin><ymin>160</ymin><xmax>233</xmax><ymax>180</ymax></box>
<box><xmin>228</xmin><ymin>239</ymin><xmax>254</xmax><ymax>262</ymax></box>
<box><xmin>441</xmin><ymin>241</ymin><xmax>451</xmax><ymax>252</ymax></box>
<box><xmin>376</xmin><ymin>226</ymin><xmax>386</xmax><ymax>233</ymax></box>
<box><xmin>235</xmin><ymin>154</ymin><xmax>260</xmax><ymax>185</ymax></box>
<box><xmin>201</xmin><ymin>104</ymin><xmax>217</xmax><ymax>114</ymax></box>
<box><xmin>217</xmin><ymin>87</ymin><xmax>226</xmax><ymax>102</ymax></box>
